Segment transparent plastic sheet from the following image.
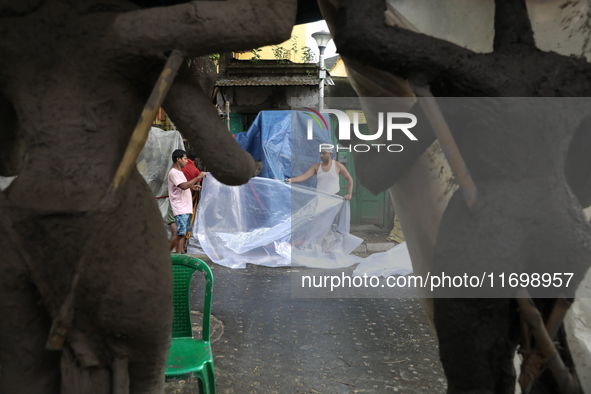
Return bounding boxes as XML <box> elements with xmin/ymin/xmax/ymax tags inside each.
<box><xmin>353</xmin><ymin>242</ymin><xmax>413</xmax><ymax>278</ymax></box>
<box><xmin>186</xmin><ymin>175</ymin><xmax>363</xmax><ymax>269</ymax></box>
<box><xmin>290</xmin><ymin>186</ymin><xmax>363</xmax><ymax>269</ymax></box>
<box><xmin>136</xmin><ymin>127</ymin><xmax>185</xmax><ymax>220</ymax></box>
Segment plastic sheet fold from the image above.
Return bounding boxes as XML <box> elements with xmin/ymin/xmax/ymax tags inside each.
<box><xmin>187</xmin><ymin>175</ymin><xmax>363</xmax><ymax>269</ymax></box>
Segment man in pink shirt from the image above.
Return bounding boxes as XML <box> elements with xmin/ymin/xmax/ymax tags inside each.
<box><xmin>168</xmin><ymin>149</ymin><xmax>204</xmax><ymax>253</ymax></box>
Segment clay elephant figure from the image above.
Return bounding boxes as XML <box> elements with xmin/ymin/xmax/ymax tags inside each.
<box><xmin>0</xmin><ymin>1</ymin><xmax>298</xmax><ymax>393</ymax></box>
<box><xmin>318</xmin><ymin>0</ymin><xmax>591</xmax><ymax>392</ymax></box>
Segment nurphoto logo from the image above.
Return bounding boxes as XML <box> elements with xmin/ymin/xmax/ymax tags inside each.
<box><xmin>306</xmin><ymin>109</ymin><xmax>418</xmax><ymax>153</ymax></box>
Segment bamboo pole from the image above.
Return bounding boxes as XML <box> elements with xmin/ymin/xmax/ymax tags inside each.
<box><xmin>112</xmin><ymin>50</ymin><xmax>185</xmax><ymax>190</ymax></box>
<box><xmin>412</xmin><ymin>84</ymin><xmax>478</xmax><ymax>209</ymax></box>
<box><xmin>517</xmin><ymin>290</ymin><xmax>580</xmax><ymax>393</ymax></box>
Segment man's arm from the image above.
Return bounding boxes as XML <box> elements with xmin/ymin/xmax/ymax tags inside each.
<box><xmin>177</xmin><ymin>174</ymin><xmax>204</xmax><ymax>190</ymax></box>
<box><xmin>286</xmin><ymin>163</ymin><xmax>318</xmax><ymax>183</ymax></box>
<box><xmin>336</xmin><ymin>161</ymin><xmax>354</xmax><ymax>200</ymax></box>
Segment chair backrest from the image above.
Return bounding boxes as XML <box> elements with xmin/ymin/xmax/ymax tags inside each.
<box><xmin>171</xmin><ymin>254</ymin><xmax>214</xmax><ymax>341</ymax></box>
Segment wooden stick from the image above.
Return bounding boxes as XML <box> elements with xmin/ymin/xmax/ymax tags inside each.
<box><xmin>46</xmin><ymin>273</ymin><xmax>80</xmax><ymax>350</ymax></box>
<box><xmin>384</xmin><ymin>3</ymin><xmax>479</xmax><ymax>209</ymax></box>
<box><xmin>412</xmin><ymin>84</ymin><xmax>478</xmax><ymax>209</ymax></box>
<box><xmin>516</xmin><ymin>290</ymin><xmax>580</xmax><ymax>393</ymax></box>
<box><xmin>112</xmin><ymin>49</ymin><xmax>184</xmax><ymax>190</ymax></box>
<box><xmin>112</xmin><ymin>357</ymin><xmax>130</xmax><ymax>394</ymax></box>
<box><xmin>545</xmin><ymin>297</ymin><xmax>572</xmax><ymax>340</ymax></box>
<box><xmin>186</xmin><ymin>186</ymin><xmax>200</xmax><ymax>240</ymax></box>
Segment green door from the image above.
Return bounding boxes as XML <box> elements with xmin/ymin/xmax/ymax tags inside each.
<box><xmin>229</xmin><ymin>113</ymin><xmax>243</xmax><ymax>135</ymax></box>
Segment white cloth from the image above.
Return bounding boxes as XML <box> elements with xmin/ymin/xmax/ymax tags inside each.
<box><xmin>316</xmin><ymin>160</ymin><xmax>340</xmax><ymax>194</ymax></box>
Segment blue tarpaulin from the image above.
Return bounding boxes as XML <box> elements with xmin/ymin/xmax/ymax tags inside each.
<box><xmin>188</xmin><ymin>111</ymin><xmax>412</xmax><ymax>272</ymax></box>
<box><xmin>234</xmin><ymin>110</ymin><xmax>331</xmax><ymax>186</ymax></box>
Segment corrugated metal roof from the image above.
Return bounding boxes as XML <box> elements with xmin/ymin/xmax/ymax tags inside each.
<box><xmin>216</xmin><ymin>75</ymin><xmax>334</xmax><ymax>87</ymax></box>
<box><xmin>324</xmin><ymin>55</ymin><xmax>340</xmax><ymax>72</ymax></box>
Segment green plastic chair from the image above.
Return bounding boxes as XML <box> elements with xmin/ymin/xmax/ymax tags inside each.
<box><xmin>166</xmin><ymin>254</ymin><xmax>216</xmax><ymax>394</ymax></box>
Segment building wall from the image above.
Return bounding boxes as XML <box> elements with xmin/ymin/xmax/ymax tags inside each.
<box><xmin>330</xmin><ymin>58</ymin><xmax>347</xmax><ymax>77</ymax></box>
<box><xmin>220</xmin><ymin>85</ymin><xmax>318</xmax><ymax>115</ymax></box>
<box><xmin>234</xmin><ymin>25</ymin><xmax>309</xmax><ymax>63</ymax></box>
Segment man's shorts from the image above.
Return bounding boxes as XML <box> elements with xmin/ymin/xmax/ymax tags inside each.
<box><xmin>174</xmin><ymin>214</ymin><xmax>192</xmax><ymax>236</ymax></box>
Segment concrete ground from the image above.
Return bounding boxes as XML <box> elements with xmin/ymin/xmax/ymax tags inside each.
<box><xmin>165</xmin><ymin>254</ymin><xmax>446</xmax><ymax>394</ymax></box>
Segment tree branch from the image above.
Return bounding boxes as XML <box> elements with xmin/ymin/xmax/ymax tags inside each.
<box><xmin>493</xmin><ymin>0</ymin><xmax>535</xmax><ymax>51</ymax></box>
<box><xmin>112</xmin><ymin>0</ymin><xmax>297</xmax><ymax>59</ymax></box>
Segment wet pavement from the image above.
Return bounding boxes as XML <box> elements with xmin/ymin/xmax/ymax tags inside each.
<box><xmin>165</xmin><ymin>258</ymin><xmax>446</xmax><ymax>394</ymax></box>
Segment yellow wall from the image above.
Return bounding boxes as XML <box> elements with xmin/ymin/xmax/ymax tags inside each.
<box><xmin>330</xmin><ymin>58</ymin><xmax>347</xmax><ymax>77</ymax></box>
<box><xmin>235</xmin><ymin>25</ymin><xmax>310</xmax><ymax>63</ymax></box>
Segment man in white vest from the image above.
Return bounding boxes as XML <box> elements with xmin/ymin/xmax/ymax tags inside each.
<box><xmin>287</xmin><ymin>147</ymin><xmax>353</xmax><ymax>200</ymax></box>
